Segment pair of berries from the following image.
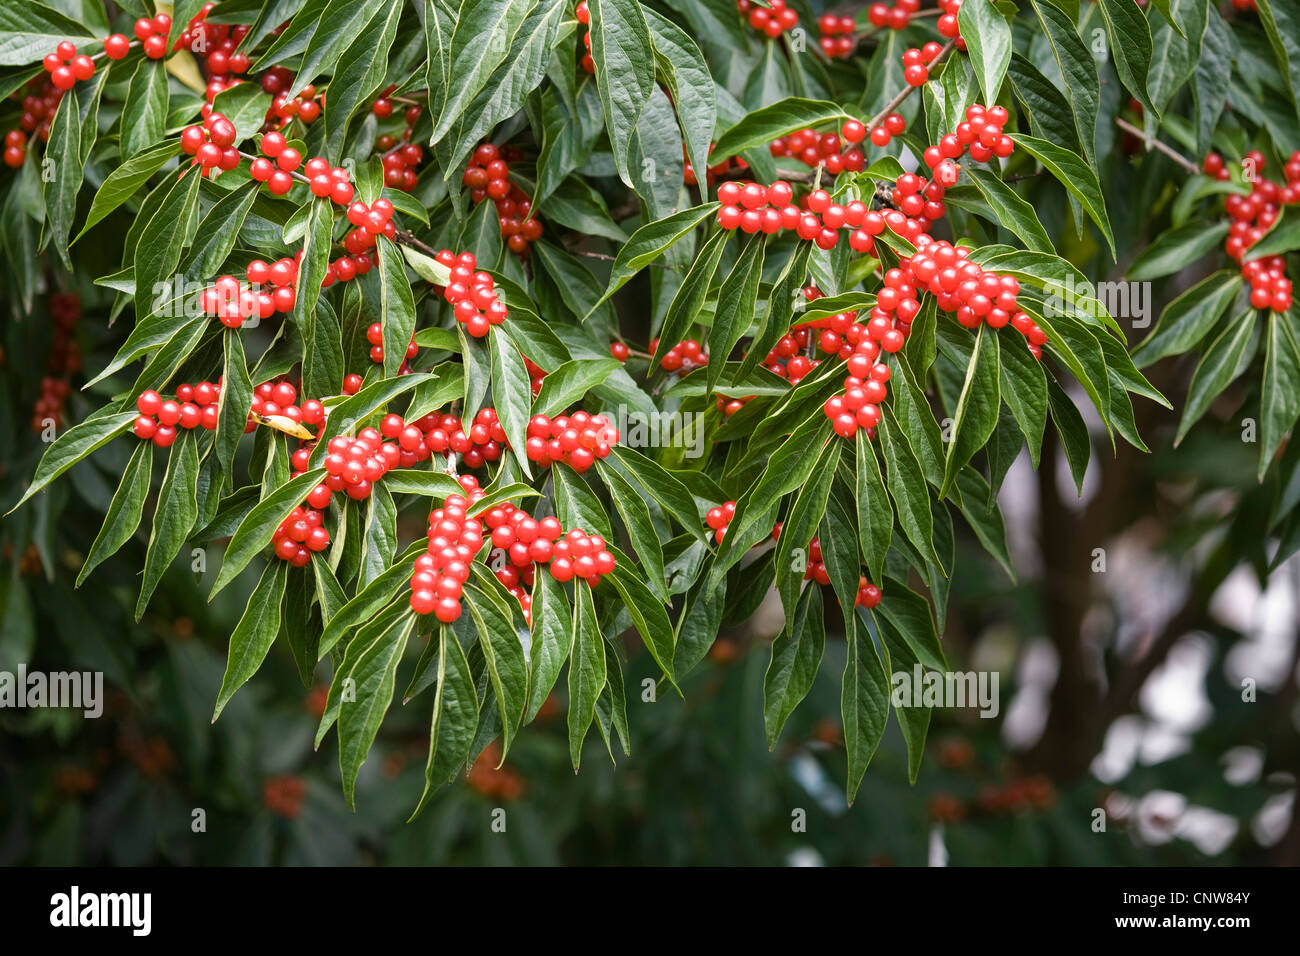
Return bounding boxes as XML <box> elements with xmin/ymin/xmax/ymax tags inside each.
<box><xmin>42</xmin><ymin>41</ymin><xmax>97</xmax><ymax>91</ymax></box>
<box><xmin>133</xmin><ymin>13</ymin><xmax>173</xmax><ymax>59</ymax></box>
<box><xmin>3</xmin><ymin>129</ymin><xmax>27</xmax><ymax>168</ymax></box>
<box><xmin>769</xmin><ymin>127</ymin><xmax>866</xmax><ymax>175</ymax></box>
<box><xmin>133</xmin><ymin>385</ymin><xmax>220</xmax><ymax>446</ymax></box>
<box><xmin>321</xmin><ymin>430</ymin><xmax>400</xmax><ymax>500</ymax></box>
<box><xmin>716</xmin><ymin>394</ymin><xmax>755</xmax><ymax>417</ymax></box>
<box><xmin>32</xmin><ymin>377</ymin><xmax>72</xmax><ymax>432</ymax></box>
<box><xmin>936</xmin><ymin>0</ymin><xmax>969</xmax><ymax>51</ymax></box>
<box><xmin>862</xmin><ymin>112</ymin><xmax>908</xmax><ymax>148</ymax></box>
<box><xmin>576</xmin><ymin>2</ymin><xmax>595</xmax><ymax>73</ymax></box>
<box><xmin>432</xmin><ymin>249</ymin><xmax>510</xmax><ymax>337</ymax></box>
<box><xmin>364</xmin><ymin>323</ymin><xmax>417</xmax><ymax>368</ymax></box>
<box><xmin>868</xmin><ymin>0</ymin><xmax>922</xmax><ymax>30</ymax></box>
<box><xmin>737</xmin><ymin>0</ymin><xmax>799</xmax><ymax>37</ymax></box>
<box><xmin>410</xmin><ymin>487</ymin><xmax>489</xmax><ymax>622</ymax></box>
<box><xmin>269</xmin><ymin>85</ymin><xmax>321</xmax><ymax>125</ymax></box>
<box><xmin>902</xmin><ymin>42</ymin><xmax>944</xmax><ymax>87</ymax></box>
<box><xmin>272</xmin><ymin>506</ymin><xmax>330</xmax><ymax>566</ymax></box>
<box><xmin>818</xmin><ymin>14</ymin><xmax>857</xmax><ymax>59</ymax></box>
<box><xmin>523</xmin><ymin>412</ymin><xmax>619</xmax><ymax>472</ymax></box>
<box><xmin>705</xmin><ymin>501</ymin><xmax>738</xmax><ymax>544</ymax></box>
<box><xmin>462</xmin><ymin>143</ymin><xmax>544</xmax><ymax>255</ymax></box>
<box><xmin>650</xmin><ymin>338</ymin><xmax>708</xmax><ymax>372</ymax></box>
<box><xmin>323</xmin><ymin>251</ymin><xmax>375</xmax><ymax>287</ymax></box>
<box><xmin>248</xmin><ymin>379</ymin><xmax>325</xmax><ymax>434</ymax></box>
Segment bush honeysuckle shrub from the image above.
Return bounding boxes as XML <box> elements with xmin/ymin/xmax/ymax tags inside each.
<box><xmin>4</xmin><ymin>0</ymin><xmax>1299</xmax><ymax>813</ymax></box>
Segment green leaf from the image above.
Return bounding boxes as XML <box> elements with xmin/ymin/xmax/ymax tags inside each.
<box><xmin>77</xmin><ymin>440</ymin><xmax>152</xmax><ymax>586</ymax></box>
<box><xmin>762</xmin><ymin>584</ymin><xmax>824</xmax><ymax>749</ymax></box>
<box><xmin>1127</xmin><ymin>220</ymin><xmax>1230</xmax><ymax>280</ymax></box>
<box><xmin>10</xmin><ymin>410</ymin><xmax>135</xmax><ymax>512</ymax></box>
<box><xmin>217</xmin><ymin>330</ymin><xmax>252</xmax><ymax>482</ymax></box>
<box><xmin>588</xmin><ymin>0</ymin><xmax>656</xmax><ymax>188</ymax></box>
<box><xmin>1030</xmin><ymin>0</ymin><xmax>1099</xmax><ymax>166</ymax></box>
<box><xmin>709</xmin><ymin>97</ymin><xmax>851</xmax><ymax>165</ymax></box>
<box><xmin>1258</xmin><ymin>0</ymin><xmax>1300</xmax><ymax>130</ymax></box>
<box><xmin>879</xmin><ymin>408</ymin><xmax>938</xmax><ymax>567</ymax></box>
<box><xmin>209</xmin><ymin>82</ymin><xmax>273</xmax><ymax>146</ymax></box>
<box><xmin>1010</xmin><ymin>133</ymin><xmax>1116</xmax><ymax>259</ymax></box>
<box><xmin>533</xmin><ymin>358</ymin><xmax>622</xmax><ymax>418</ymax></box>
<box><xmin>775</xmin><ymin>441</ymin><xmax>838</xmax><ymax>635</ymax></box>
<box><xmin>287</xmin><ymin>0</ymin><xmax>383</xmax><ymax>100</ymax></box>
<box><xmin>942</xmin><ymin>325</ymin><xmax>1001</xmax><ymax>497</ymax></box>
<box><xmin>132</xmin><ymin>169</ymin><xmax>202</xmax><ymax>320</ymax></box>
<box><xmin>601</xmin><ymin>465</ymin><xmax>668</xmax><ymax>600</ymax></box>
<box><xmin>963</xmin><ymin>167</ymin><xmax>1053</xmax><ymax>254</ymax></box>
<box><xmin>1096</xmin><ymin>0</ymin><xmax>1158</xmax><ymax>118</ymax></box>
<box><xmin>1132</xmin><ymin>271</ymin><xmax>1242</xmax><ymax>367</ymax></box>
<box><xmin>323</xmin><ymin>0</ymin><xmax>401</xmax><ymax>162</ymax></box>
<box><xmin>607</xmin><ymin>549</ymin><xmax>677</xmax><ymax>684</ymax></box>
<box><xmin>606</xmin><ymin>446</ymin><xmax>707</xmax><ymax>543</ymax></box>
<box><xmin>652</xmin><ymin>229</ymin><xmax>729</xmax><ymax>368</ymax></box>
<box><xmin>1175</xmin><ymin>308</ymin><xmax>1255</xmax><ymax>445</ymax></box>
<box><xmin>841</xmin><ymin>613</ymin><xmax>890</xmax><ymax>805</ymax></box>
<box><xmin>464</xmin><ymin>579</ymin><xmax>529</xmax><ymax>752</ymax></box>
<box><xmin>73</xmin><ymin>140</ymin><xmax>179</xmax><ymax>243</ymax></box>
<box><xmin>1192</xmin><ymin>6</ymin><xmax>1234</xmax><ymax>158</ymax></box>
<box><xmin>184</xmin><ymin>182</ymin><xmax>259</xmax><ymax>279</ymax></box>
<box><xmin>567</xmin><ymin>579</ymin><xmax>605</xmax><ymax>770</ymax></box>
<box><xmin>958</xmin><ymin>0</ymin><xmax>1013</xmax><ymax>104</ymax></box>
<box><xmin>336</xmin><ymin>609</ymin><xmax>415</xmax><ymax>809</ymax></box>
<box><xmin>120</xmin><ymin>58</ymin><xmax>169</xmax><ymax>161</ymax></box>
<box><xmin>643</xmin><ymin>8</ymin><xmax>717</xmax><ymax>184</ymax></box>
<box><xmin>866</xmin><ymin>607</ymin><xmax>930</xmax><ymax>784</ymax></box>
<box><xmin>1260</xmin><ymin>309</ymin><xmax>1300</xmax><ymax>480</ymax></box>
<box><xmin>0</xmin><ymin>2</ymin><xmax>92</xmax><ymax>65</ymax></box>
<box><xmin>488</xmin><ymin>327</ymin><xmax>535</xmax><ymax>478</ymax></box>
<box><xmin>209</xmin><ymin>469</ymin><xmax>327</xmax><ymax>599</ymax></box>
<box><xmin>854</xmin><ymin>435</ymin><xmax>893</xmax><ymax>585</ymax></box>
<box><xmin>591</xmin><ymin>203</ymin><xmax>720</xmax><ymax>313</ymax></box>
<box><xmin>525</xmin><ymin>570</ymin><xmax>570</xmax><ymax>722</ymax></box>
<box><xmin>137</xmin><ymin>433</ymin><xmax>201</xmax><ymax>619</ymax></box>
<box><xmin>997</xmin><ymin>331</ymin><xmax>1048</xmax><ymax>467</ymax></box>
<box><xmin>706</xmin><ymin>235</ymin><xmax>765</xmax><ymax>395</ymax></box>
<box><xmin>875</xmin><ymin>577</ymin><xmax>946</xmax><ymax>672</ymax></box>
<box><xmin>1245</xmin><ymin>208</ymin><xmax>1300</xmax><ymax>261</ymax></box>
<box><xmin>1045</xmin><ymin>371</ymin><xmax>1092</xmax><ymax>494</ymax></box>
<box><xmin>212</xmin><ymin>560</ymin><xmax>289</xmax><ymax>719</ymax></box>
<box><xmin>411</xmin><ymin>625</ymin><xmax>480</xmax><ymax>817</ymax></box>
<box><xmin>380</xmin><ymin>470</ymin><xmax>464</xmax><ymax>498</ymax></box>
<box><xmin>318</xmin><ymin>542</ymin><xmax>425</xmax><ymax>659</ymax></box>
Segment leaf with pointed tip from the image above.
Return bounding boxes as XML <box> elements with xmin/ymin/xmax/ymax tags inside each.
<box><xmin>1010</xmin><ymin>133</ymin><xmax>1116</xmax><ymax>259</ymax></box>
<box><xmin>855</xmin><ymin>436</ymin><xmax>892</xmax><ymax>585</ymax></box>
<box><xmin>958</xmin><ymin>0</ymin><xmax>1012</xmax><ymax>104</ymax></box>
<box><xmin>120</xmin><ymin>58</ymin><xmax>169</xmax><ymax>160</ymax></box>
<box><xmin>842</xmin><ymin>612</ymin><xmax>890</xmax><ymax>805</ymax></box>
<box><xmin>77</xmin><ymin>440</ymin><xmax>152</xmax><ymax>586</ymax></box>
<box><xmin>213</xmin><ymin>560</ymin><xmax>289</xmax><ymax>719</ymax></box>
<box><xmin>588</xmin><ymin>0</ymin><xmax>655</xmax><ymax>187</ymax></box>
<box><xmin>763</xmin><ymin>583</ymin><xmax>824</xmax><ymax>750</ymax></box>
<box><xmin>941</xmin><ymin>325</ymin><xmax>1001</xmax><ymax>498</ymax></box>
<box><xmin>1260</xmin><ymin>309</ymin><xmax>1300</xmax><ymax>480</ymax></box>
<box><xmin>464</xmin><ymin>580</ymin><xmax>529</xmax><ymax>753</ymax></box>
<box><xmin>567</xmin><ymin>579</ymin><xmax>605</xmax><ymax>770</ymax></box>
<box><xmin>137</xmin><ymin>434</ymin><xmax>202</xmax><ymax>619</ymax></box>
<box><xmin>209</xmin><ymin>469</ymin><xmax>326</xmax><ymax>599</ymax></box>
<box><xmin>1175</xmin><ymin>309</ymin><xmax>1256</xmax><ymax>446</ymax></box>
<box><xmin>525</xmin><ymin>570</ymin><xmax>570</xmax><ymax>722</ymax></box>
<box><xmin>410</xmin><ymin>625</ymin><xmax>479</xmax><ymax>817</ymax></box>
<box><xmin>1132</xmin><ymin>271</ymin><xmax>1242</xmax><ymax>367</ymax></box>
<box><xmin>11</xmin><ymin>410</ymin><xmax>135</xmax><ymax>513</ymax></box>
<box><xmin>590</xmin><ymin>204</ymin><xmax>720</xmax><ymax>315</ymax></box>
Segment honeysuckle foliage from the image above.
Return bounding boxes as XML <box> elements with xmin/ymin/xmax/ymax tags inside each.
<box><xmin>4</xmin><ymin>0</ymin><xmax>1299</xmax><ymax>811</ymax></box>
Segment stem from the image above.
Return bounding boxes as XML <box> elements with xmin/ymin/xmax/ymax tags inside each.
<box><xmin>394</xmin><ymin>230</ymin><xmax>442</xmax><ymax>259</ymax></box>
<box><xmin>572</xmin><ymin>249</ymin><xmax>671</xmax><ymax>270</ymax></box>
<box><xmin>864</xmin><ymin>38</ymin><xmax>957</xmax><ymax>132</ymax></box>
<box><xmin>1113</xmin><ymin>117</ymin><xmax>1201</xmax><ymax>176</ymax></box>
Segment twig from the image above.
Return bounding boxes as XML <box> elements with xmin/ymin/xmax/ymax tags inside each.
<box><xmin>394</xmin><ymin>230</ymin><xmax>442</xmax><ymax>260</ymax></box>
<box><xmin>864</xmin><ymin>38</ymin><xmax>957</xmax><ymax>131</ymax></box>
<box><xmin>572</xmin><ymin>249</ymin><xmax>671</xmax><ymax>269</ymax></box>
<box><xmin>1114</xmin><ymin>117</ymin><xmax>1200</xmax><ymax>176</ymax></box>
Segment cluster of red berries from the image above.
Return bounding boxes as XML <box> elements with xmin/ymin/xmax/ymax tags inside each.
<box><xmin>183</xmin><ymin>5</ymin><xmax>252</xmax><ymax>76</ymax></box>
<box><xmin>462</xmin><ymin>143</ymin><xmax>543</xmax><ymax>256</ymax></box>
<box><xmin>763</xmin><ymin>326</ymin><xmax>820</xmax><ymax>383</ymax></box>
<box><xmin>365</xmin><ymin>323</ymin><xmax>417</xmax><ymax>370</ymax></box>
<box><xmin>737</xmin><ymin>0</ymin><xmax>799</xmax><ymax>37</ymax></box>
<box><xmin>576</xmin><ymin>2</ymin><xmax>595</xmax><ymax>74</ymax></box>
<box><xmin>262</xmin><ymin>775</ymin><xmax>307</xmax><ymax>818</ymax></box>
<box><xmin>272</xmin><ymin>505</ymin><xmax>331</xmax><ymax>566</ymax></box>
<box><xmin>920</xmin><ymin>103</ymin><xmax>1015</xmax><ymax>168</ymax></box>
<box><xmin>320</xmin><ymin>429</ymin><xmax>403</xmax><ymax>501</ymax></box>
<box><xmin>133</xmin><ymin>13</ymin><xmax>173</xmax><ymax>59</ymax></box>
<box><xmin>523</xmin><ymin>412</ymin><xmax>619</xmax><ymax>472</ymax></box>
<box><xmin>342</xmin><ymin>197</ymin><xmax>397</xmax><ymax>256</ymax></box>
<box><xmin>423</xmin><ymin>408</ymin><xmax>510</xmax><ymax>469</ymax></box>
<box><xmin>717</xmin><ymin>179</ymin><xmax>881</xmax><ymax>252</ymax></box>
<box><xmin>704</xmin><ymin>501</ymin><xmax>737</xmax><ymax>544</ymax></box>
<box><xmin>485</xmin><ymin>502</ymin><xmax>617</xmax><ymax>588</ymax></box>
<box><xmin>823</xmin><ymin>352</ymin><xmax>891</xmax><ymax>439</ymax></box>
<box><xmin>1212</xmin><ymin>150</ymin><xmax>1300</xmax><ymax>311</ymax></box>
<box><xmin>248</xmin><ymin>379</ymin><xmax>325</xmax><ymax>433</ymax></box>
<box><xmin>430</xmin><ymin>249</ymin><xmax>510</xmax><ymax>337</ymax></box>
<box><xmin>41</xmin><ymin>41</ymin><xmax>99</xmax><ymax>91</ymax></box>
<box><xmin>650</xmin><ymin>338</ymin><xmax>708</xmax><ymax>372</ymax></box>
<box><xmin>769</xmin><ymin>126</ymin><xmax>866</xmax><ymax>175</ymax></box>
<box><xmin>901</xmin><ymin>42</ymin><xmax>944</xmax><ymax>86</ymax></box>
<box><xmin>797</xmin><ymin>285</ymin><xmax>869</xmax><ymax>358</ymax></box>
<box><xmin>202</xmin><ymin>255</ymin><xmax>302</xmax><ymax>327</ymax></box>
<box><xmin>380</xmin><ymin>142</ymin><xmax>424</xmax><ymax>192</ymax></box>
<box><xmin>868</xmin><ymin>0</ymin><xmax>922</xmax><ymax>30</ymax></box>
<box><xmin>180</xmin><ymin>111</ymin><xmax>241</xmax><ymax>177</ymax></box>
<box><xmin>684</xmin><ymin>141</ymin><xmax>745</xmax><ymax>187</ymax></box>
<box><xmin>817</xmin><ymin>14</ymin><xmax>858</xmax><ymax>59</ymax></box>
<box><xmin>272</xmin><ymin>84</ymin><xmax>322</xmax><ymax>126</ymax></box>
<box><xmin>132</xmin><ymin>384</ymin><xmax>221</xmax><ymax>446</ymax></box>
<box><xmin>409</xmin><ymin>483</ymin><xmax>488</xmax><ymax>622</ymax></box>
<box><xmin>251</xmin><ymin>132</ymin><xmax>356</xmax><ymax>203</ymax></box>
<box><xmin>31</xmin><ymin>292</ymin><xmax>82</xmax><ymax>432</ymax></box>
<box><xmin>936</xmin><ymin>0</ymin><xmax>969</xmax><ymax>50</ymax></box>
<box><xmin>323</xmin><ymin>248</ymin><xmax>376</xmax><ymax>288</ymax></box>
<box><xmin>6</xmin><ymin>76</ymin><xmax>66</xmax><ymax>159</ymax></box>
